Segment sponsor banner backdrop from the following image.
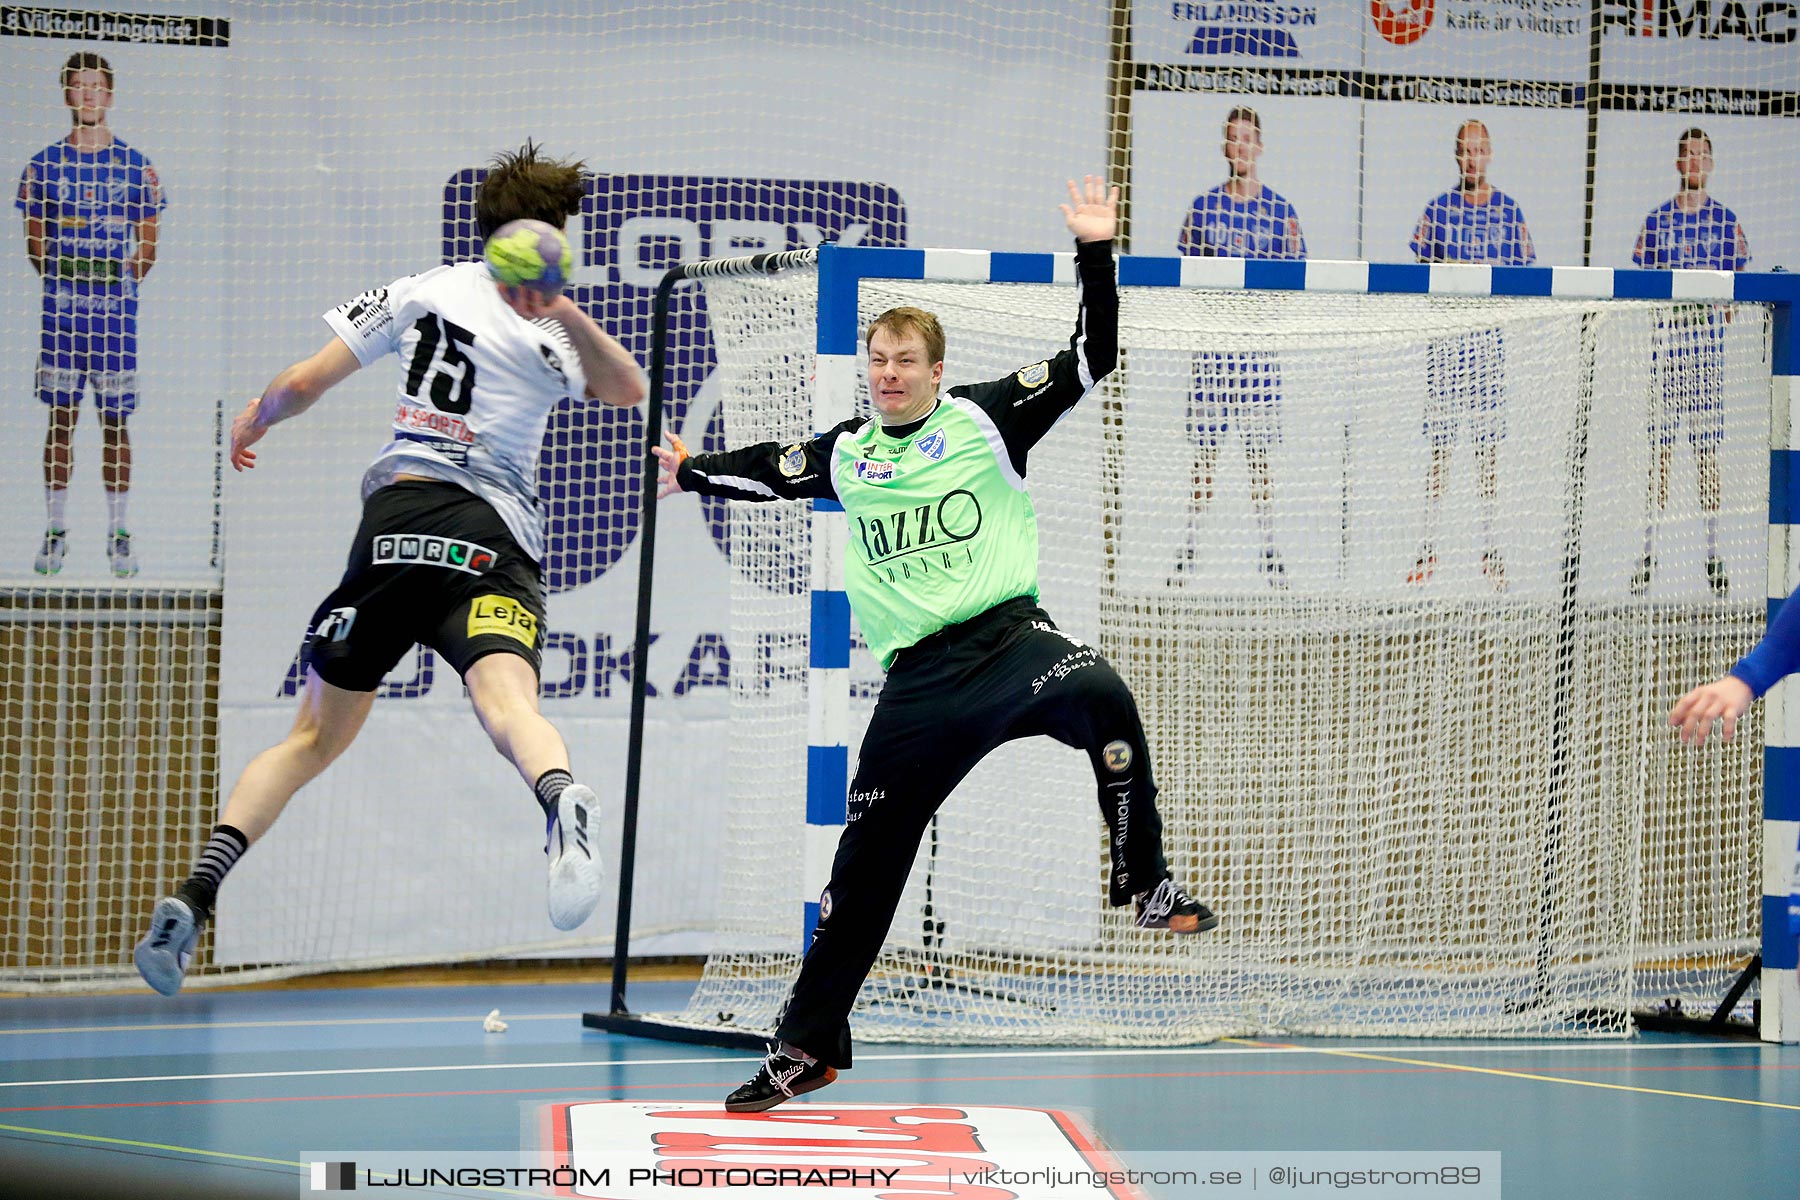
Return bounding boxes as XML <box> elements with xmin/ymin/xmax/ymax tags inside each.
<box><xmin>16</xmin><ymin>1</ymin><xmax>1783</xmax><ymax>968</ymax></box>
<box><xmin>1131</xmin><ymin>1</ymin><xmax>1797</xmax><ymax>270</ymax></box>
<box><xmin>1133</xmin><ymin>0</ymin><xmax>1352</xmax><ymax>67</ymax></box>
<box><xmin>1601</xmin><ymin>2</ymin><xmax>1800</xmax><ymax>84</ymax></box>
<box><xmin>1364</xmin><ymin>0</ymin><xmax>1590</xmax><ymax>80</ymax></box>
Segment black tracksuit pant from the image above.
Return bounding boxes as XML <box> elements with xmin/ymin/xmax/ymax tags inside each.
<box><xmin>774</xmin><ymin>596</ymin><xmax>1172</xmax><ymax>1068</ymax></box>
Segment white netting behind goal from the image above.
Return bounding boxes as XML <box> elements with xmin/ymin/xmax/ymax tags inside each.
<box><xmin>4</xmin><ymin>2</ymin><xmax>1787</xmax><ymax>996</ymax></box>
<box><xmin>680</xmin><ymin>266</ymin><xmax>1768</xmax><ymax>1042</ymax></box>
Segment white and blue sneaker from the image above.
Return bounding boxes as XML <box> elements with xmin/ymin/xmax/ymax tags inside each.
<box><xmin>134</xmin><ymin>895</ymin><xmax>202</xmax><ymax>995</ymax></box>
<box><xmin>546</xmin><ymin>783</ymin><xmax>603</xmax><ymax>930</ymax></box>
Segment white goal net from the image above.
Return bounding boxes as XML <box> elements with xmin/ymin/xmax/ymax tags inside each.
<box><xmin>3</xmin><ymin>2</ymin><xmax>1790</xmax><ymax>997</ymax></box>
<box><xmin>677</xmin><ymin>262</ymin><xmax>1769</xmax><ymax>1042</ymax></box>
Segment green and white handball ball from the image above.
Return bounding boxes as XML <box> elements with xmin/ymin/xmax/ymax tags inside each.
<box><xmin>484</xmin><ymin>218</ymin><xmax>573</xmax><ymax>297</ymax></box>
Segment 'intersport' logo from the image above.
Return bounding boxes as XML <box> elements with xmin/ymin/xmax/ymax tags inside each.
<box><xmin>1176</xmin><ymin>2</ymin><xmax>1319</xmax><ymax>57</ymax></box>
<box><xmin>1372</xmin><ymin>0</ymin><xmax>1435</xmax><ymax>44</ymax></box>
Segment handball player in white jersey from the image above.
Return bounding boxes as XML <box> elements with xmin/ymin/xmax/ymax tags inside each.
<box><xmin>133</xmin><ymin>145</ymin><xmax>646</xmax><ymax>995</ymax></box>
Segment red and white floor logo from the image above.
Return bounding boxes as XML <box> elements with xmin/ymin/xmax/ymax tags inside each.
<box><xmin>547</xmin><ymin>1102</ymin><xmax>1145</xmax><ymax>1199</ymax></box>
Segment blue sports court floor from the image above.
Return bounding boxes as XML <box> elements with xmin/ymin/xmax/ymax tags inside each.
<box><xmin>3</xmin><ymin>975</ymin><xmax>1797</xmax><ymax>1198</ymax></box>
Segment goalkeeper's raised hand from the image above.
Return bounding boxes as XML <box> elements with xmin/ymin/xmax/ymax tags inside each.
<box><xmin>1060</xmin><ymin>175</ymin><xmax>1119</xmax><ymax>244</ymax></box>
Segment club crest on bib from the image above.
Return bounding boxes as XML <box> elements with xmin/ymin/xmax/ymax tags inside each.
<box><xmin>916</xmin><ymin>430</ymin><xmax>947</xmax><ymax>461</ymax></box>
<box><xmin>778</xmin><ymin>443</ymin><xmax>807</xmax><ymax>477</ymax></box>
<box><xmin>1016</xmin><ymin>360</ymin><xmax>1050</xmax><ymax>388</ymax></box>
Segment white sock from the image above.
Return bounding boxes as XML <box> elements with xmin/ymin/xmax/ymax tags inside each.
<box><xmin>46</xmin><ymin>488</ymin><xmax>68</xmax><ymax>532</ymax></box>
<box><xmin>1706</xmin><ymin>515</ymin><xmax>1718</xmax><ymax>557</ymax></box>
<box><xmin>1253</xmin><ymin>501</ymin><xmax>1275</xmax><ymax>555</ymax></box>
<box><xmin>1479</xmin><ymin>495</ymin><xmax>1497</xmax><ymax>553</ymax></box>
<box><xmin>1421</xmin><ymin>496</ymin><xmax>1441</xmax><ymax>555</ymax></box>
<box><xmin>778</xmin><ymin>1040</ymin><xmax>816</xmax><ymax>1064</ymax></box>
<box><xmin>106</xmin><ymin>489</ymin><xmax>129</xmax><ymax>534</ymax></box>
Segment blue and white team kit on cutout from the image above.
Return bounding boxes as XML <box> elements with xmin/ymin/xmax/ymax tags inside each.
<box><xmin>1635</xmin><ymin>196</ymin><xmax>1751</xmax><ymax>451</ymax></box>
<box><xmin>1411</xmin><ymin>189</ymin><xmax>1535</xmax><ymax>445</ymax></box>
<box><xmin>16</xmin><ymin>136</ymin><xmax>165</xmax><ymax>414</ymax></box>
<box><xmin>1178</xmin><ymin>183</ymin><xmax>1305</xmax><ymax>447</ymax></box>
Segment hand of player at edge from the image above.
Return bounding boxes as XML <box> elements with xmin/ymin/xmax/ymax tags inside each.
<box><xmin>1061</xmin><ymin>175</ymin><xmax>1119</xmax><ymax>245</ymax></box>
<box><xmin>1668</xmin><ymin>674</ymin><xmax>1754</xmax><ymax>746</ymax></box>
<box><xmin>230</xmin><ymin>397</ymin><xmax>266</xmax><ymax>472</ymax></box>
<box><xmin>651</xmin><ymin>432</ymin><xmax>689</xmax><ymax>499</ymax></box>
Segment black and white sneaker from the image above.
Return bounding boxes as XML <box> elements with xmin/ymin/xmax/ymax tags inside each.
<box><xmin>546</xmin><ymin>783</ymin><xmax>603</xmax><ymax>930</ymax></box>
<box><xmin>134</xmin><ymin>895</ymin><xmax>203</xmax><ymax>996</ymax></box>
<box><xmin>725</xmin><ymin>1044</ymin><xmax>838</xmax><ymax>1112</ymax></box>
<box><xmin>1166</xmin><ymin>546</ymin><xmax>1198</xmax><ymax>589</ymax></box>
<box><xmin>1134</xmin><ymin>876</ymin><xmax>1218</xmax><ymax>935</ymax></box>
<box><xmin>33</xmin><ymin>527</ymin><xmax>66</xmax><ymax>575</ymax></box>
<box><xmin>1261</xmin><ymin>548</ymin><xmax>1288</xmax><ymax>589</ymax></box>
<box><xmin>109</xmin><ymin>529</ymin><xmax>139</xmax><ymax>577</ymax></box>
<box><xmin>1706</xmin><ymin>556</ymin><xmax>1729</xmax><ymax>597</ymax></box>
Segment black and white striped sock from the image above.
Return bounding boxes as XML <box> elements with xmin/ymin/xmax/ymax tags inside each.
<box><xmin>177</xmin><ymin>824</ymin><xmax>249</xmax><ymax>920</ymax></box>
<box><xmin>535</xmin><ymin>768</ymin><xmax>573</xmax><ymax>821</ymax></box>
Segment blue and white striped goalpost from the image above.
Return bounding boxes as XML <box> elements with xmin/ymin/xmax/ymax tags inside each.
<box><xmin>1760</xmin><ymin>282</ymin><xmax>1800</xmax><ymax>1044</ymax></box>
<box><xmin>803</xmin><ymin>245</ymin><xmax>1799</xmax><ymax>1043</ymax></box>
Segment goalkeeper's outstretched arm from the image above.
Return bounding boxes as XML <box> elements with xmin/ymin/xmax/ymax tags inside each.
<box><xmin>652</xmin><ymin>423</ymin><xmax>857</xmax><ymax>503</ymax></box>
<box><xmin>1670</xmin><ymin>587</ymin><xmax>1800</xmax><ymax>745</ymax></box>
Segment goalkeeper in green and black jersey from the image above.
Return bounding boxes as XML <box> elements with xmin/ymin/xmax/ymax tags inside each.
<box><xmin>651</xmin><ymin>177</ymin><xmax>1217</xmax><ymax>1112</ymax></box>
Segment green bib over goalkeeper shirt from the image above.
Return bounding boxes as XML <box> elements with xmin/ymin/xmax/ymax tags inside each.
<box><xmin>831</xmin><ymin>396</ymin><xmax>1039</xmax><ymax>669</ymax></box>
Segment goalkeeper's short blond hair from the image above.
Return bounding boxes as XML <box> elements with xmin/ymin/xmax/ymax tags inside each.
<box><xmin>865</xmin><ymin>307</ymin><xmax>946</xmax><ymax>366</ymax></box>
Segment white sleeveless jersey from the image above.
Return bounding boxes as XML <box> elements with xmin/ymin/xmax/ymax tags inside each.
<box><xmin>322</xmin><ymin>261</ymin><xmax>586</xmax><ymax>562</ymax></box>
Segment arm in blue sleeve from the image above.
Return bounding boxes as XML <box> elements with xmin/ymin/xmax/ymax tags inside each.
<box><xmin>1729</xmin><ymin>593</ymin><xmax>1800</xmax><ymax>698</ymax></box>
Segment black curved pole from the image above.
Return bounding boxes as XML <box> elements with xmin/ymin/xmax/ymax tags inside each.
<box><xmin>602</xmin><ymin>247</ymin><xmax>819</xmax><ymax>1020</ymax></box>
<box><xmin>608</xmin><ymin>263</ymin><xmax>684</xmax><ymax>1015</ymax></box>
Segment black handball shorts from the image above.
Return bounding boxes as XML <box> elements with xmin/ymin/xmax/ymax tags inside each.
<box><xmin>300</xmin><ymin>479</ymin><xmax>545</xmax><ymax>691</ymax></box>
